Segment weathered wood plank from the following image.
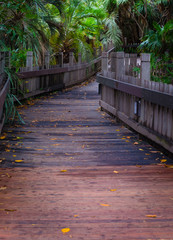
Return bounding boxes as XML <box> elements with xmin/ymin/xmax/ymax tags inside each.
<box><xmin>0</xmin><ymin>80</ymin><xmax>173</xmax><ymax>239</ymax></box>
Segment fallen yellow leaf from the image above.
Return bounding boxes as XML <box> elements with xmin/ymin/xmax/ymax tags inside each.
<box><xmin>4</xmin><ymin>209</ymin><xmax>17</xmax><ymax>212</ymax></box>
<box><xmin>0</xmin><ymin>186</ymin><xmax>7</xmax><ymax>191</ymax></box>
<box><xmin>51</xmin><ymin>144</ymin><xmax>60</xmax><ymax>146</ymax></box>
<box><xmin>0</xmin><ymin>136</ymin><xmax>6</xmax><ymax>140</ymax></box>
<box><xmin>6</xmin><ymin>173</ymin><xmax>11</xmax><ymax>178</ymax></box>
<box><xmin>100</xmin><ymin>204</ymin><xmax>110</xmax><ymax>207</ymax></box>
<box><xmin>13</xmin><ymin>155</ymin><xmax>16</xmax><ymax>157</ymax></box>
<box><xmin>60</xmin><ymin>170</ymin><xmax>67</xmax><ymax>172</ymax></box>
<box><xmin>15</xmin><ymin>160</ymin><xmax>23</xmax><ymax>163</ymax></box>
<box><xmin>136</xmin><ymin>165</ymin><xmax>142</xmax><ymax>168</ymax></box>
<box><xmin>110</xmin><ymin>189</ymin><xmax>117</xmax><ymax>192</ymax></box>
<box><xmin>165</xmin><ymin>165</ymin><xmax>173</xmax><ymax>169</ymax></box>
<box><xmin>146</xmin><ymin>215</ymin><xmax>157</xmax><ymax>218</ymax></box>
<box><xmin>139</xmin><ymin>148</ymin><xmax>144</xmax><ymax>151</ymax></box>
<box><xmin>113</xmin><ymin>171</ymin><xmax>119</xmax><ymax>174</ymax></box>
<box><xmin>161</xmin><ymin>159</ymin><xmax>167</xmax><ymax>163</ymax></box>
<box><xmin>74</xmin><ymin>215</ymin><xmax>78</xmax><ymax>218</ymax></box>
<box><xmin>50</xmin><ymin>138</ymin><xmax>57</xmax><ymax>141</ymax></box>
<box><xmin>134</xmin><ymin>142</ymin><xmax>139</xmax><ymax>145</ymax></box>
<box><xmin>35</xmin><ymin>149</ymin><xmax>43</xmax><ymax>151</ymax></box>
<box><xmin>61</xmin><ymin>228</ymin><xmax>70</xmax><ymax>233</ymax></box>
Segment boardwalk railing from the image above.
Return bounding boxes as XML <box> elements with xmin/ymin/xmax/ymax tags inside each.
<box><xmin>15</xmin><ymin>49</ymin><xmax>105</xmax><ymax>99</ymax></box>
<box><xmin>0</xmin><ymin>43</ymin><xmax>114</xmax><ymax>133</ymax></box>
<box><xmin>97</xmin><ymin>51</ymin><xmax>173</xmax><ymax>154</ymax></box>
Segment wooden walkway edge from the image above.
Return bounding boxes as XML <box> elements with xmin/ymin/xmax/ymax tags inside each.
<box><xmin>0</xmin><ymin>79</ymin><xmax>173</xmax><ymax>239</ymax></box>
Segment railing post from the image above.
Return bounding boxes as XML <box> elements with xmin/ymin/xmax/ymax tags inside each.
<box><xmin>129</xmin><ymin>53</ymin><xmax>137</xmax><ymax>76</ymax></box>
<box><xmin>44</xmin><ymin>51</ymin><xmax>50</xmax><ymax>69</ymax></box>
<box><xmin>102</xmin><ymin>52</ymin><xmax>109</xmax><ymax>76</ymax></box>
<box><xmin>78</xmin><ymin>53</ymin><xmax>82</xmax><ymax>65</ymax></box>
<box><xmin>26</xmin><ymin>51</ymin><xmax>33</xmax><ymax>71</ymax></box>
<box><xmin>141</xmin><ymin>53</ymin><xmax>151</xmax><ymax>86</ymax></box>
<box><xmin>125</xmin><ymin>53</ymin><xmax>129</xmax><ymax>75</ymax></box>
<box><xmin>58</xmin><ymin>52</ymin><xmax>63</xmax><ymax>67</ymax></box>
<box><xmin>110</xmin><ymin>52</ymin><xmax>116</xmax><ymax>79</ymax></box>
<box><xmin>115</xmin><ymin>52</ymin><xmax>125</xmax><ymax>80</ymax></box>
<box><xmin>69</xmin><ymin>52</ymin><xmax>74</xmax><ymax>66</ymax></box>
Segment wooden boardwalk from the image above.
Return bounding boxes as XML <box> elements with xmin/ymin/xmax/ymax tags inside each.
<box><xmin>0</xmin><ymin>79</ymin><xmax>173</xmax><ymax>239</ymax></box>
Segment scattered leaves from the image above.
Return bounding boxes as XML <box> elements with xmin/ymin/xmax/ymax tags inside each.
<box><xmin>0</xmin><ymin>136</ymin><xmax>6</xmax><ymax>140</ymax></box>
<box><xmin>0</xmin><ymin>186</ymin><xmax>7</xmax><ymax>191</ymax></box>
<box><xmin>4</xmin><ymin>209</ymin><xmax>17</xmax><ymax>212</ymax></box>
<box><xmin>5</xmin><ymin>149</ymin><xmax>10</xmax><ymax>152</ymax></box>
<box><xmin>6</xmin><ymin>173</ymin><xmax>11</xmax><ymax>178</ymax></box>
<box><xmin>161</xmin><ymin>159</ymin><xmax>167</xmax><ymax>163</ymax></box>
<box><xmin>165</xmin><ymin>165</ymin><xmax>173</xmax><ymax>169</ymax></box>
<box><xmin>100</xmin><ymin>204</ymin><xmax>110</xmax><ymax>207</ymax></box>
<box><xmin>61</xmin><ymin>228</ymin><xmax>70</xmax><ymax>233</ymax></box>
<box><xmin>146</xmin><ymin>215</ymin><xmax>157</xmax><ymax>218</ymax></box>
<box><xmin>15</xmin><ymin>160</ymin><xmax>23</xmax><ymax>163</ymax></box>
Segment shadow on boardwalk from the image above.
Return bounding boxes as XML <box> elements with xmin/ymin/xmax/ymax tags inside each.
<box><xmin>0</xmin><ymin>79</ymin><xmax>173</xmax><ymax>239</ymax></box>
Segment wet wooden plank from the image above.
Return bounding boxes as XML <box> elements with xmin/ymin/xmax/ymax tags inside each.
<box><xmin>0</xmin><ymin>79</ymin><xmax>173</xmax><ymax>239</ymax></box>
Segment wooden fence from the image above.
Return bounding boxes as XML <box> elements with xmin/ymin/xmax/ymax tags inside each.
<box><xmin>0</xmin><ymin>42</ymin><xmax>114</xmax><ymax>133</ymax></box>
<box><xmin>14</xmin><ymin>49</ymin><xmax>104</xmax><ymax>99</ymax></box>
<box><xmin>97</xmin><ymin>51</ymin><xmax>173</xmax><ymax>154</ymax></box>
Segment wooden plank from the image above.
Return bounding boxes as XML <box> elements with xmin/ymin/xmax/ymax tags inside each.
<box><xmin>0</xmin><ymin>81</ymin><xmax>173</xmax><ymax>240</ymax></box>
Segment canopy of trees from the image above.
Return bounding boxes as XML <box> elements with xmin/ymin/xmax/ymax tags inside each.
<box><xmin>0</xmin><ymin>0</ymin><xmax>172</xmax><ymax>73</ymax></box>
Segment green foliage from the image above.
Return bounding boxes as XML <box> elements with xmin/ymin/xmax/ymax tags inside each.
<box><xmin>139</xmin><ymin>20</ymin><xmax>173</xmax><ymax>58</ymax></box>
<box><xmin>151</xmin><ymin>54</ymin><xmax>173</xmax><ymax>84</ymax></box>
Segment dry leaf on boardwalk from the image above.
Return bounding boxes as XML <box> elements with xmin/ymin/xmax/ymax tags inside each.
<box><xmin>0</xmin><ymin>186</ymin><xmax>7</xmax><ymax>191</ymax></box>
<box><xmin>165</xmin><ymin>165</ymin><xmax>173</xmax><ymax>169</ymax></box>
<box><xmin>110</xmin><ymin>189</ymin><xmax>117</xmax><ymax>192</ymax></box>
<box><xmin>160</xmin><ymin>159</ymin><xmax>167</xmax><ymax>163</ymax></box>
<box><xmin>100</xmin><ymin>203</ymin><xmax>110</xmax><ymax>207</ymax></box>
<box><xmin>0</xmin><ymin>136</ymin><xmax>6</xmax><ymax>140</ymax></box>
<box><xmin>15</xmin><ymin>160</ymin><xmax>24</xmax><ymax>163</ymax></box>
<box><xmin>146</xmin><ymin>215</ymin><xmax>157</xmax><ymax>218</ymax></box>
<box><xmin>61</xmin><ymin>228</ymin><xmax>70</xmax><ymax>233</ymax></box>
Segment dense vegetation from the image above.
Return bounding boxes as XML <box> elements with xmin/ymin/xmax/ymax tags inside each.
<box><xmin>0</xmin><ymin>0</ymin><xmax>172</xmax><ymax>66</ymax></box>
